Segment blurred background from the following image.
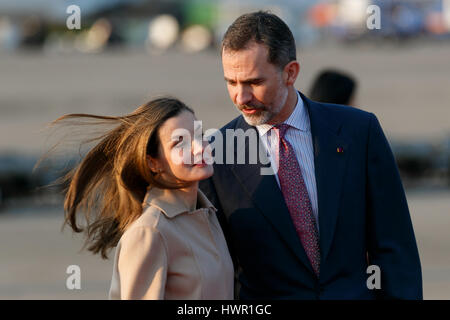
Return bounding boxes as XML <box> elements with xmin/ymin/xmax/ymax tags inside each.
<box><xmin>0</xmin><ymin>0</ymin><xmax>449</xmax><ymax>299</ymax></box>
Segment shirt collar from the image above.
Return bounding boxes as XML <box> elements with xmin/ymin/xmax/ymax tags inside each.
<box><xmin>143</xmin><ymin>187</ymin><xmax>216</xmax><ymax>219</ymax></box>
<box><xmin>256</xmin><ymin>91</ymin><xmax>310</xmax><ymax>137</ymax></box>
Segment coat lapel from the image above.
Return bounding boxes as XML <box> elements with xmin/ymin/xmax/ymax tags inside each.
<box><xmin>301</xmin><ymin>93</ymin><xmax>351</xmax><ymax>264</ymax></box>
<box><xmin>229</xmin><ymin>116</ymin><xmax>316</xmax><ymax>275</ymax></box>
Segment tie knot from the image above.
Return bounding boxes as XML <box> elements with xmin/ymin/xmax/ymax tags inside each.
<box><xmin>273</xmin><ymin>123</ymin><xmax>290</xmax><ymax>139</ymax></box>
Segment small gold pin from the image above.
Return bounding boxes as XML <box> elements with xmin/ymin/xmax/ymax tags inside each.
<box><xmin>337</xmin><ymin>147</ymin><xmax>344</xmax><ymax>153</ymax></box>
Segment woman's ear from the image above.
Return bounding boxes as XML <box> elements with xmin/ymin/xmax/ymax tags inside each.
<box><xmin>283</xmin><ymin>61</ymin><xmax>300</xmax><ymax>86</ymax></box>
<box><xmin>146</xmin><ymin>155</ymin><xmax>162</xmax><ymax>174</ymax></box>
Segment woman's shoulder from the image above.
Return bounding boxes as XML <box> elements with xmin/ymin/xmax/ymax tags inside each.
<box><xmin>115</xmin><ymin>205</ymin><xmax>173</xmax><ymax>253</ymax></box>
<box><xmin>114</xmin><ymin>206</ymin><xmax>169</xmax><ymax>263</ymax></box>
<box><xmin>122</xmin><ymin>205</ymin><xmax>167</xmax><ymax>238</ymax></box>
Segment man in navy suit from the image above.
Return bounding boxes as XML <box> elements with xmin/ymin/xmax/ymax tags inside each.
<box><xmin>199</xmin><ymin>11</ymin><xmax>422</xmax><ymax>299</ymax></box>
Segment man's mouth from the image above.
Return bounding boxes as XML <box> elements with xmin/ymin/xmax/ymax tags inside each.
<box><xmin>241</xmin><ymin>106</ymin><xmax>264</xmax><ymax>115</ymax></box>
<box><xmin>242</xmin><ymin>108</ymin><xmax>258</xmax><ymax>114</ymax></box>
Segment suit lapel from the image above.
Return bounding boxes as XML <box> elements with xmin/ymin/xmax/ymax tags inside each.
<box><xmin>302</xmin><ymin>93</ymin><xmax>350</xmax><ymax>264</ymax></box>
<box><xmin>229</xmin><ymin>116</ymin><xmax>316</xmax><ymax>275</ymax></box>
<box><xmin>228</xmin><ymin>94</ymin><xmax>350</xmax><ymax>275</ymax></box>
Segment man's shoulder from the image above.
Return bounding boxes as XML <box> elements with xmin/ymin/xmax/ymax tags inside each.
<box><xmin>219</xmin><ymin>115</ymin><xmax>247</xmax><ymax>132</ymax></box>
<box><xmin>312</xmin><ymin>99</ymin><xmax>373</xmax><ymax>121</ymax></box>
<box><xmin>307</xmin><ymin>97</ymin><xmax>375</xmax><ymax>132</ymax></box>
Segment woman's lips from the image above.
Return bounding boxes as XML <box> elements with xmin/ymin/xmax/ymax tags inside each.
<box><xmin>193</xmin><ymin>159</ymin><xmax>208</xmax><ymax>167</ymax></box>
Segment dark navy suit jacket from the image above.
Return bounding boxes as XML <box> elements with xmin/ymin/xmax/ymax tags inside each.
<box><xmin>199</xmin><ymin>92</ymin><xmax>422</xmax><ymax>299</ymax></box>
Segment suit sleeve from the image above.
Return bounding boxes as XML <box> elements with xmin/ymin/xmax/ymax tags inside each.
<box><xmin>366</xmin><ymin>113</ymin><xmax>423</xmax><ymax>299</ymax></box>
<box><xmin>117</xmin><ymin>226</ymin><xmax>167</xmax><ymax>300</ymax></box>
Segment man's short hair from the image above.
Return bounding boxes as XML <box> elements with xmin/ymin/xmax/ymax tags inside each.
<box><xmin>221</xmin><ymin>11</ymin><xmax>296</xmax><ymax>69</ymax></box>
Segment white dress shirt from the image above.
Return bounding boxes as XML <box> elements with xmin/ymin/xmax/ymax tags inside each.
<box><xmin>256</xmin><ymin>92</ymin><xmax>319</xmax><ymax>232</ymax></box>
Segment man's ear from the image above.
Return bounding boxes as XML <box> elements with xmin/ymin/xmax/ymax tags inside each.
<box><xmin>283</xmin><ymin>61</ymin><xmax>300</xmax><ymax>86</ymax></box>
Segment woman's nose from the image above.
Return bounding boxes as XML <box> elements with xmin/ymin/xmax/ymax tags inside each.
<box><xmin>192</xmin><ymin>137</ymin><xmax>204</xmax><ymax>163</ymax></box>
<box><xmin>202</xmin><ymin>140</ymin><xmax>214</xmax><ymax>164</ymax></box>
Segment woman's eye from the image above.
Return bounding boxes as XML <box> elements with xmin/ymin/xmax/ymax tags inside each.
<box><xmin>173</xmin><ymin>136</ymin><xmax>185</xmax><ymax>147</ymax></box>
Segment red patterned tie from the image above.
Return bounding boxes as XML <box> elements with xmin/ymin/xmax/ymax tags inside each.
<box><xmin>273</xmin><ymin>124</ymin><xmax>320</xmax><ymax>276</ymax></box>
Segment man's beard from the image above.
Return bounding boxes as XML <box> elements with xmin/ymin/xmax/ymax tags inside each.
<box><xmin>237</xmin><ymin>104</ymin><xmax>280</xmax><ymax>126</ymax></box>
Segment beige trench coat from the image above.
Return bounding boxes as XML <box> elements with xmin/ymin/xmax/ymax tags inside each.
<box><xmin>108</xmin><ymin>187</ymin><xmax>234</xmax><ymax>300</ymax></box>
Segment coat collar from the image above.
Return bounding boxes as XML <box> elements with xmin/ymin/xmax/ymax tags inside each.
<box><xmin>143</xmin><ymin>187</ymin><xmax>216</xmax><ymax>218</ymax></box>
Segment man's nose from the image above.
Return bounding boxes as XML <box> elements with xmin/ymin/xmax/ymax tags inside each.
<box><xmin>235</xmin><ymin>85</ymin><xmax>252</xmax><ymax>106</ymax></box>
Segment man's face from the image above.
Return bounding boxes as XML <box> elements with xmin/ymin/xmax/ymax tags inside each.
<box><xmin>222</xmin><ymin>42</ymin><xmax>289</xmax><ymax>126</ymax></box>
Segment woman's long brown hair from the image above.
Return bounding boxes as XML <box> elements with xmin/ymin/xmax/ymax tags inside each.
<box><xmin>50</xmin><ymin>97</ymin><xmax>193</xmax><ymax>259</ymax></box>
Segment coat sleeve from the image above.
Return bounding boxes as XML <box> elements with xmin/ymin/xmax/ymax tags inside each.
<box><xmin>117</xmin><ymin>226</ymin><xmax>168</xmax><ymax>300</ymax></box>
<box><xmin>366</xmin><ymin>113</ymin><xmax>423</xmax><ymax>299</ymax></box>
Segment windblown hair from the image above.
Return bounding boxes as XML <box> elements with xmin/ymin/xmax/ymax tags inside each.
<box><xmin>221</xmin><ymin>11</ymin><xmax>297</xmax><ymax>69</ymax></box>
<box><xmin>51</xmin><ymin>97</ymin><xmax>193</xmax><ymax>259</ymax></box>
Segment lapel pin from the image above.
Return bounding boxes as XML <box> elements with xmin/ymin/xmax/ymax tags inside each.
<box><xmin>337</xmin><ymin>147</ymin><xmax>344</xmax><ymax>153</ymax></box>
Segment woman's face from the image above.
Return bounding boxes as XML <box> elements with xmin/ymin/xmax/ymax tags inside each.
<box><xmin>148</xmin><ymin>110</ymin><xmax>213</xmax><ymax>185</ymax></box>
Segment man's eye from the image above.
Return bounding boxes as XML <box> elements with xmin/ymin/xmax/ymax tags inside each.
<box><xmin>251</xmin><ymin>80</ymin><xmax>263</xmax><ymax>85</ymax></box>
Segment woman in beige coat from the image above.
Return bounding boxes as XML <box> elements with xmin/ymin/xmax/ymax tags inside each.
<box><xmin>54</xmin><ymin>97</ymin><xmax>234</xmax><ymax>299</ymax></box>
